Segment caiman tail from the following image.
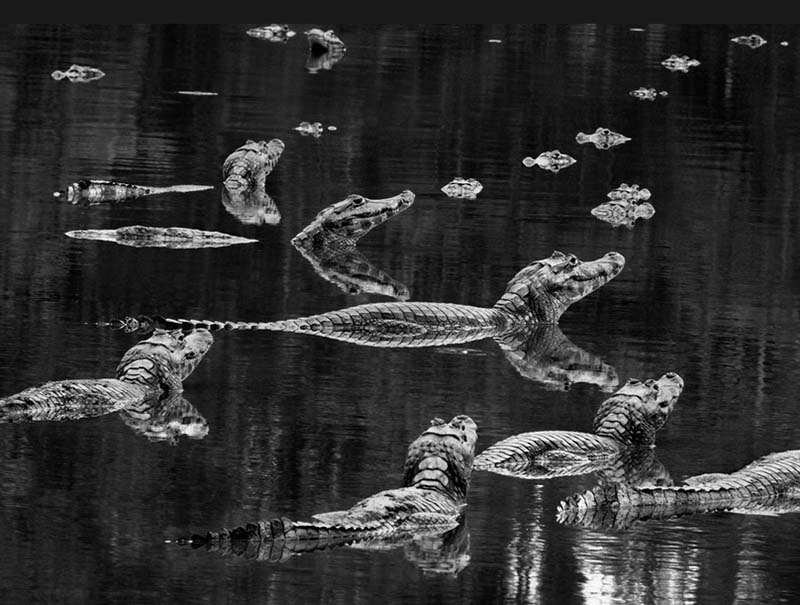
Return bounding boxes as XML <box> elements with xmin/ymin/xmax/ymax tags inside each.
<box><xmin>180</xmin><ymin>517</ymin><xmax>389</xmax><ymax>562</ymax></box>
<box><xmin>557</xmin><ymin>450</ymin><xmax>800</xmax><ymax>529</ymax></box>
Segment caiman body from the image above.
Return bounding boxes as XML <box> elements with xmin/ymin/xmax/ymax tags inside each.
<box><xmin>222</xmin><ymin>138</ymin><xmax>285</xmax><ymax>191</ymax></box>
<box><xmin>181</xmin><ymin>415</ymin><xmax>477</xmax><ymax>561</ymax></box>
<box><xmin>474</xmin><ymin>373</ymin><xmax>684</xmax><ymax>479</ymax></box>
<box><xmin>120</xmin><ymin>250</ymin><xmax>626</xmax><ymax>348</ymax></box>
<box><xmin>0</xmin><ymin>330</ymin><xmax>212</xmax><ymax>423</ymax></box>
<box><xmin>557</xmin><ymin>449</ymin><xmax>800</xmax><ymax>529</ymax></box>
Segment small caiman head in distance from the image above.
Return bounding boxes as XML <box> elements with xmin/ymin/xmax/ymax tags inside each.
<box><xmin>493</xmin><ymin>250</ymin><xmax>626</xmax><ymax>323</ymax></box>
<box><xmin>115</xmin><ymin>329</ymin><xmax>214</xmax><ymax>392</ymax></box>
<box><xmin>592</xmin><ymin>372</ymin><xmax>684</xmax><ymax>446</ymax></box>
<box><xmin>403</xmin><ymin>415</ymin><xmax>478</xmax><ymax>503</ymax></box>
<box><xmin>291</xmin><ymin>190</ymin><xmax>416</xmax><ymax>248</ymax></box>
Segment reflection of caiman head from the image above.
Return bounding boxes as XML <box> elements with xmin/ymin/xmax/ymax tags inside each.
<box><xmin>293</xmin><ymin>190</ymin><xmax>416</xmax><ymax>246</ymax></box>
<box><xmin>403</xmin><ymin>415</ymin><xmax>478</xmax><ymax>503</ymax></box>
<box><xmin>115</xmin><ymin>329</ymin><xmax>214</xmax><ymax>392</ymax></box>
<box><xmin>494</xmin><ymin>324</ymin><xmax>619</xmax><ymax>392</ymax></box>
<box><xmin>221</xmin><ymin>186</ymin><xmax>281</xmax><ymax>225</ymax></box>
<box><xmin>495</xmin><ymin>250</ymin><xmax>626</xmax><ymax>323</ymax></box>
<box><xmin>592</xmin><ymin>373</ymin><xmax>684</xmax><ymax>446</ymax></box>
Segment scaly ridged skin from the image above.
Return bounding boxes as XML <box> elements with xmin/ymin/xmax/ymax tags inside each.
<box><xmin>119</xmin><ymin>250</ymin><xmax>626</xmax><ymax>347</ymax></box>
<box><xmin>118</xmin><ymin>391</ymin><xmax>208</xmax><ymax>443</ymax></box>
<box><xmin>473</xmin><ymin>373</ymin><xmax>684</xmax><ymax>478</ymax></box>
<box><xmin>64</xmin><ymin>226</ymin><xmax>258</xmax><ymax>249</ymax></box>
<box><xmin>556</xmin><ymin>450</ymin><xmax>800</xmax><ymax>529</ymax></box>
<box><xmin>0</xmin><ymin>329</ymin><xmax>212</xmax><ymax>423</ymax></box>
<box><xmin>222</xmin><ymin>138</ymin><xmax>285</xmax><ymax>191</ymax></box>
<box><xmin>181</xmin><ymin>415</ymin><xmax>477</xmax><ymax>558</ymax></box>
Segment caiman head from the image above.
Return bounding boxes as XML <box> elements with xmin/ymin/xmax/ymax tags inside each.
<box><xmin>592</xmin><ymin>372</ymin><xmax>684</xmax><ymax>446</ymax></box>
<box><xmin>403</xmin><ymin>415</ymin><xmax>478</xmax><ymax>503</ymax></box>
<box><xmin>493</xmin><ymin>250</ymin><xmax>626</xmax><ymax>323</ymax></box>
<box><xmin>291</xmin><ymin>190</ymin><xmax>415</xmax><ymax>248</ymax></box>
<box><xmin>115</xmin><ymin>329</ymin><xmax>213</xmax><ymax>393</ymax></box>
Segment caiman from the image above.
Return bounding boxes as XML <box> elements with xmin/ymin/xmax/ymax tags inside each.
<box><xmin>177</xmin><ymin>415</ymin><xmax>478</xmax><ymax>563</ymax></box>
<box><xmin>53</xmin><ymin>179</ymin><xmax>213</xmax><ymax>205</ymax></box>
<box><xmin>291</xmin><ymin>190</ymin><xmax>415</xmax><ymax>299</ymax></box>
<box><xmin>0</xmin><ymin>329</ymin><xmax>212</xmax><ymax>424</ymax></box>
<box><xmin>64</xmin><ymin>225</ymin><xmax>258</xmax><ymax>249</ymax></box>
<box><xmin>113</xmin><ymin>249</ymin><xmax>626</xmax><ymax>347</ymax></box>
<box><xmin>222</xmin><ymin>138</ymin><xmax>285</xmax><ymax>191</ymax></box>
<box><xmin>557</xmin><ymin>449</ymin><xmax>800</xmax><ymax>529</ymax></box>
<box><xmin>473</xmin><ymin>373</ymin><xmax>684</xmax><ymax>479</ymax></box>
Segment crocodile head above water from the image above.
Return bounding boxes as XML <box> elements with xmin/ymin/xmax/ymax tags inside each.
<box><xmin>115</xmin><ymin>329</ymin><xmax>213</xmax><ymax>393</ymax></box>
<box><xmin>403</xmin><ymin>415</ymin><xmax>478</xmax><ymax>503</ymax></box>
<box><xmin>291</xmin><ymin>190</ymin><xmax>415</xmax><ymax>249</ymax></box>
<box><xmin>592</xmin><ymin>372</ymin><xmax>684</xmax><ymax>446</ymax></box>
<box><xmin>494</xmin><ymin>250</ymin><xmax>626</xmax><ymax>323</ymax></box>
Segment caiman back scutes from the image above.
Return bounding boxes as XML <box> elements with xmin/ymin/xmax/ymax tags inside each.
<box><xmin>117</xmin><ymin>250</ymin><xmax>626</xmax><ymax>348</ymax></box>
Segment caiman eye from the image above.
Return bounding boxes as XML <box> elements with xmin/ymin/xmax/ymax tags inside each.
<box><xmin>349</xmin><ymin>195</ymin><xmax>365</xmax><ymax>206</ymax></box>
<box><xmin>568</xmin><ymin>255</ymin><xmax>579</xmax><ymax>266</ymax></box>
<box><xmin>184</xmin><ymin>351</ymin><xmax>197</xmax><ymax>360</ymax></box>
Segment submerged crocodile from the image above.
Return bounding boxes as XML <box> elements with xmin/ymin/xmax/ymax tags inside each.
<box><xmin>291</xmin><ymin>190</ymin><xmax>415</xmax><ymax>299</ymax></box>
<box><xmin>113</xmin><ymin>250</ymin><xmax>626</xmax><ymax>347</ymax></box>
<box><xmin>473</xmin><ymin>373</ymin><xmax>684</xmax><ymax>479</ymax></box>
<box><xmin>64</xmin><ymin>226</ymin><xmax>258</xmax><ymax>249</ymax></box>
<box><xmin>222</xmin><ymin>138</ymin><xmax>285</xmax><ymax>192</ymax></box>
<box><xmin>221</xmin><ymin>186</ymin><xmax>281</xmax><ymax>226</ymax></box>
<box><xmin>53</xmin><ymin>180</ymin><xmax>213</xmax><ymax>205</ymax></box>
<box><xmin>557</xmin><ymin>449</ymin><xmax>800</xmax><ymax>529</ymax></box>
<box><xmin>178</xmin><ymin>415</ymin><xmax>477</xmax><ymax>566</ymax></box>
<box><xmin>575</xmin><ymin>127</ymin><xmax>631</xmax><ymax>150</ymax></box>
<box><xmin>51</xmin><ymin>64</ymin><xmax>105</xmax><ymax>83</ymax></box>
<box><xmin>246</xmin><ymin>24</ymin><xmax>296</xmax><ymax>42</ymax></box>
<box><xmin>0</xmin><ymin>329</ymin><xmax>212</xmax><ymax>425</ymax></box>
<box><xmin>522</xmin><ymin>150</ymin><xmax>577</xmax><ymax>173</ymax></box>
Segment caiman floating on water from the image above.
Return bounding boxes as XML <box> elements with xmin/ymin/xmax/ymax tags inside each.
<box><xmin>474</xmin><ymin>373</ymin><xmax>684</xmax><ymax>480</ymax></box>
<box><xmin>291</xmin><ymin>189</ymin><xmax>415</xmax><ymax>299</ymax></box>
<box><xmin>557</xmin><ymin>449</ymin><xmax>800</xmax><ymax>530</ymax></box>
<box><xmin>222</xmin><ymin>138</ymin><xmax>285</xmax><ymax>192</ymax></box>
<box><xmin>64</xmin><ymin>225</ymin><xmax>258</xmax><ymax>249</ymax></box>
<box><xmin>53</xmin><ymin>179</ymin><xmax>213</xmax><ymax>205</ymax></box>
<box><xmin>112</xmin><ymin>249</ymin><xmax>626</xmax><ymax>348</ymax></box>
<box><xmin>0</xmin><ymin>329</ymin><xmax>212</xmax><ymax>434</ymax></box>
<box><xmin>178</xmin><ymin>415</ymin><xmax>477</xmax><ymax>570</ymax></box>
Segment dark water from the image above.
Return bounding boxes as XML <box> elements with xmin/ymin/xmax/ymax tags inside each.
<box><xmin>0</xmin><ymin>23</ymin><xmax>799</xmax><ymax>604</ymax></box>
